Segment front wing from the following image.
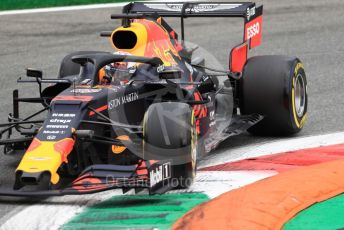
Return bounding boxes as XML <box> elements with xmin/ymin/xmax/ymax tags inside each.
<box><xmin>0</xmin><ymin>160</ymin><xmax>173</xmax><ymax>197</ymax></box>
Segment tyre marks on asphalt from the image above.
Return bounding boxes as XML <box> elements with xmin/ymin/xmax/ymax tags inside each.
<box><xmin>59</xmin><ymin>172</ymin><xmax>274</xmax><ymax>229</ymax></box>
<box><xmin>61</xmin><ymin>193</ymin><xmax>209</xmax><ymax>230</ymax></box>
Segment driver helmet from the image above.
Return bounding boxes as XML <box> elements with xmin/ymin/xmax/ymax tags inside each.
<box><xmin>102</xmin><ymin>51</ymin><xmax>137</xmax><ymax>85</ymax></box>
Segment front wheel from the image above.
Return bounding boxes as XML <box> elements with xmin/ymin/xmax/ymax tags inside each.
<box><xmin>143</xmin><ymin>102</ymin><xmax>197</xmax><ymax>189</ymax></box>
<box><xmin>240</xmin><ymin>55</ymin><xmax>308</xmax><ymax>135</ymax></box>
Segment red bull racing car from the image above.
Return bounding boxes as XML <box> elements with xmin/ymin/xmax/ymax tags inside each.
<box><xmin>0</xmin><ymin>2</ymin><xmax>307</xmax><ymax>196</ymax></box>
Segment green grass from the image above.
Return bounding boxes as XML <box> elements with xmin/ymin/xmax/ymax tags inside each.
<box><xmin>0</xmin><ymin>0</ymin><xmax>129</xmax><ymax>11</ymax></box>
<box><xmin>284</xmin><ymin>193</ymin><xmax>344</xmax><ymax>230</ymax></box>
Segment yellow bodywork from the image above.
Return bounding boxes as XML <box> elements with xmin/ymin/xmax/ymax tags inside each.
<box><xmin>16</xmin><ymin>138</ymin><xmax>74</xmax><ymax>184</ymax></box>
<box><xmin>110</xmin><ymin>22</ymin><xmax>148</xmax><ymax>57</ymax></box>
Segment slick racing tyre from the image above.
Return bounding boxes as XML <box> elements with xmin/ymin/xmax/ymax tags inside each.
<box><xmin>241</xmin><ymin>55</ymin><xmax>307</xmax><ymax>135</ymax></box>
<box><xmin>143</xmin><ymin>102</ymin><xmax>197</xmax><ymax>189</ymax></box>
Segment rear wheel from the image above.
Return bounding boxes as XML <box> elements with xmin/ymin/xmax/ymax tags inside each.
<box><xmin>143</xmin><ymin>102</ymin><xmax>197</xmax><ymax>189</ymax></box>
<box><xmin>241</xmin><ymin>55</ymin><xmax>307</xmax><ymax>135</ymax></box>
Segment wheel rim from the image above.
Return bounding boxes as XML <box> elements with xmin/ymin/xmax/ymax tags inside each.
<box><xmin>294</xmin><ymin>73</ymin><xmax>306</xmax><ymax>117</ymax></box>
<box><xmin>191</xmin><ymin>119</ymin><xmax>197</xmax><ymax>178</ymax></box>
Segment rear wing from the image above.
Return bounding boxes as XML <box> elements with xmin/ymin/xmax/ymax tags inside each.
<box><xmin>124</xmin><ymin>2</ymin><xmax>255</xmax><ymax>18</ymax></box>
<box><xmin>120</xmin><ymin>2</ymin><xmax>263</xmax><ymax>48</ymax></box>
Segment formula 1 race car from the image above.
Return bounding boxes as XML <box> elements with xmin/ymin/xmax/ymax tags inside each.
<box><xmin>0</xmin><ymin>2</ymin><xmax>307</xmax><ymax>196</ymax></box>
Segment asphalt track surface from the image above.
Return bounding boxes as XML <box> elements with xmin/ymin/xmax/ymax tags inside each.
<box><xmin>0</xmin><ymin>0</ymin><xmax>343</xmax><ymax>224</ymax></box>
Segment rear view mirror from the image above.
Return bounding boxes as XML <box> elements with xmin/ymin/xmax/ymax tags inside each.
<box><xmin>230</xmin><ymin>43</ymin><xmax>248</xmax><ymax>73</ymax></box>
<box><xmin>159</xmin><ymin>68</ymin><xmax>182</xmax><ymax>80</ymax></box>
<box><xmin>26</xmin><ymin>68</ymin><xmax>43</xmax><ymax>79</ymax></box>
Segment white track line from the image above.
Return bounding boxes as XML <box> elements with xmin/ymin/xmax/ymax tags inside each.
<box><xmin>172</xmin><ymin>170</ymin><xmax>277</xmax><ymax>198</ymax></box>
<box><xmin>199</xmin><ymin>131</ymin><xmax>344</xmax><ymax>168</ymax></box>
<box><xmin>0</xmin><ymin>0</ymin><xmax>198</xmax><ymax>16</ymax></box>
